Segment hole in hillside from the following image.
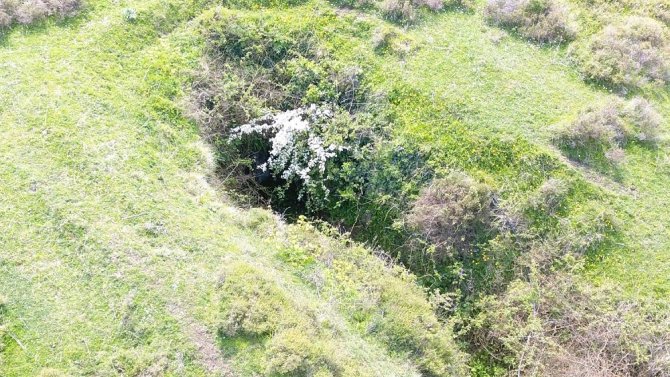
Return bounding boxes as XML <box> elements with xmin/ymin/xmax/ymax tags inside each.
<box><xmin>178</xmin><ymin>11</ymin><xmax>669</xmax><ymax>377</ymax></box>
<box><xmin>186</xmin><ymin>11</ymin><xmax>622</xmax><ymax>300</ymax></box>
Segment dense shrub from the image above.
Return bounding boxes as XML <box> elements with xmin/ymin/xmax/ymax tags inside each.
<box><xmin>572</xmin><ymin>16</ymin><xmax>670</xmax><ymax>87</ymax></box>
<box><xmin>472</xmin><ymin>273</ymin><xmax>670</xmax><ymax>376</ymax></box>
<box><xmin>484</xmin><ymin>0</ymin><xmax>576</xmax><ymax>43</ymax></box>
<box><xmin>405</xmin><ymin>173</ymin><xmax>496</xmax><ymax>261</ymax></box>
<box><xmin>555</xmin><ymin>97</ymin><xmax>663</xmax><ymax>167</ymax></box>
<box><xmin>227</xmin><ymin>105</ymin><xmax>348</xmax><ymax>210</ymax></box>
<box><xmin>192</xmin><ymin>14</ymin><xmax>367</xmax><ymax>132</ymax></box>
<box><xmin>413</xmin><ymin>0</ymin><xmax>444</xmax><ymax>11</ymax></box>
<box><xmin>418</xmin><ymin>0</ymin><xmax>474</xmax><ymax>11</ymax></box>
<box><xmin>0</xmin><ymin>0</ymin><xmax>80</xmax><ymax>27</ymax></box>
<box><xmin>189</xmin><ymin>13</ymin><xmax>374</xmax><ymax>209</ymax></box>
<box><xmin>622</xmin><ymin>96</ymin><xmax>663</xmax><ymax>145</ymax></box>
<box><xmin>219</xmin><ymin>263</ymin><xmax>300</xmax><ymax>337</ymax></box>
<box><xmin>377</xmin><ymin>0</ymin><xmax>474</xmax><ymax>23</ymax></box>
<box><xmin>223</xmin><ymin>0</ymin><xmax>308</xmax><ymax>8</ymax></box>
<box><xmin>264</xmin><ymin>327</ymin><xmax>336</xmax><ymax>376</ymax></box>
<box><xmin>568</xmin><ymin>101</ymin><xmax>626</xmax><ymax>147</ymax></box>
<box><xmin>370</xmin><ymin>275</ymin><xmax>470</xmax><ymax>376</ymax></box>
<box><xmin>380</xmin><ymin>0</ymin><xmax>416</xmax><ymax>23</ymax></box>
<box><xmin>329</xmin><ymin>0</ymin><xmax>455</xmax><ymax>24</ymax></box>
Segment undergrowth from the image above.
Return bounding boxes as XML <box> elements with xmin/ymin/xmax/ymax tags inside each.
<box><xmin>189</xmin><ymin>3</ymin><xmax>670</xmax><ymax>376</ymax></box>
<box><xmin>1</xmin><ymin>0</ymin><xmax>669</xmax><ymax>375</ymax></box>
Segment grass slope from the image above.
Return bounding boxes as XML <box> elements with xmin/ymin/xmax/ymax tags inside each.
<box><xmin>0</xmin><ymin>0</ymin><xmax>668</xmax><ymax>375</ymax></box>
<box><xmin>376</xmin><ymin>9</ymin><xmax>670</xmax><ymax>297</ymax></box>
<box><xmin>320</xmin><ymin>3</ymin><xmax>670</xmax><ymax>298</ymax></box>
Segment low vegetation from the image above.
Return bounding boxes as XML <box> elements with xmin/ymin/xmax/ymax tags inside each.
<box><xmin>2</xmin><ymin>0</ymin><xmax>670</xmax><ymax>376</ymax></box>
<box><xmin>555</xmin><ymin>97</ymin><xmax>663</xmax><ymax>169</ymax></box>
<box><xmin>473</xmin><ymin>273</ymin><xmax>670</xmax><ymax>376</ymax></box>
<box><xmin>484</xmin><ymin>0</ymin><xmax>576</xmax><ymax>43</ymax></box>
<box><xmin>0</xmin><ymin>0</ymin><xmax>80</xmax><ymax>27</ymax></box>
<box><xmin>405</xmin><ymin>173</ymin><xmax>496</xmax><ymax>262</ymax></box>
<box><xmin>571</xmin><ymin>16</ymin><xmax>670</xmax><ymax>88</ymax></box>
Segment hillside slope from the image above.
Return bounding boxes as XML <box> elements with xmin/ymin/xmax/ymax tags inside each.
<box><xmin>0</xmin><ymin>0</ymin><xmax>669</xmax><ymax>376</ymax></box>
<box><xmin>0</xmin><ymin>1</ymin><xmax>466</xmax><ymax>375</ymax></box>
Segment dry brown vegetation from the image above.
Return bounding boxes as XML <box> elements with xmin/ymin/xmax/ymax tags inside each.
<box><xmin>571</xmin><ymin>16</ymin><xmax>670</xmax><ymax>88</ymax></box>
<box><xmin>484</xmin><ymin>0</ymin><xmax>576</xmax><ymax>43</ymax></box>
<box><xmin>474</xmin><ymin>273</ymin><xmax>670</xmax><ymax>377</ymax></box>
<box><xmin>406</xmin><ymin>173</ymin><xmax>496</xmax><ymax>261</ymax></box>
<box><xmin>555</xmin><ymin>97</ymin><xmax>662</xmax><ymax>167</ymax></box>
<box><xmin>0</xmin><ymin>0</ymin><xmax>80</xmax><ymax>27</ymax></box>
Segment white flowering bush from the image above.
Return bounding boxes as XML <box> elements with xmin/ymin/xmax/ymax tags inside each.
<box><xmin>229</xmin><ymin>105</ymin><xmax>348</xmax><ymax>210</ymax></box>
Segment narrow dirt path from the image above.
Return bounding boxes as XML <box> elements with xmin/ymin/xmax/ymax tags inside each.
<box><xmin>167</xmin><ymin>302</ymin><xmax>236</xmax><ymax>377</ymax></box>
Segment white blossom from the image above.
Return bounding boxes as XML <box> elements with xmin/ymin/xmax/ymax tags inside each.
<box><xmin>228</xmin><ymin>105</ymin><xmax>344</xmax><ymax>200</ymax></box>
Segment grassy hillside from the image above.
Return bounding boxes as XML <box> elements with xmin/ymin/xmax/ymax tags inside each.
<box><xmin>0</xmin><ymin>1</ymin><xmax>467</xmax><ymax>375</ymax></box>
<box><xmin>0</xmin><ymin>0</ymin><xmax>668</xmax><ymax>376</ymax></box>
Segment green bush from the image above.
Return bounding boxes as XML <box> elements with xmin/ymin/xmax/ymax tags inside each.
<box><xmin>264</xmin><ymin>327</ymin><xmax>336</xmax><ymax>376</ymax></box>
<box><xmin>196</xmin><ymin>12</ymin><xmax>367</xmax><ymax>119</ymax></box>
<box><xmin>370</xmin><ymin>277</ymin><xmax>469</xmax><ymax>376</ymax></box>
<box><xmin>371</xmin><ymin>25</ymin><xmax>414</xmax><ymax>56</ymax></box>
<box><xmin>219</xmin><ymin>263</ymin><xmax>301</xmax><ymax>337</ymax></box>
<box><xmin>484</xmin><ymin>0</ymin><xmax>576</xmax><ymax>43</ymax></box>
<box><xmin>190</xmin><ymin>12</ymin><xmax>372</xmax><ymax>210</ymax></box>
<box><xmin>372</xmin><ymin>25</ymin><xmax>400</xmax><ymax>52</ymax></box>
<box><xmin>571</xmin><ymin>16</ymin><xmax>670</xmax><ymax>87</ymax></box>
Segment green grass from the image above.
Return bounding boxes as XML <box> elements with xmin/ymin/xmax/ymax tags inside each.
<box><xmin>365</xmin><ymin>8</ymin><xmax>670</xmax><ymax>298</ymax></box>
<box><xmin>0</xmin><ymin>1</ymin><xmax>468</xmax><ymax>375</ymax></box>
<box><xmin>0</xmin><ymin>0</ymin><xmax>669</xmax><ymax>375</ymax></box>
